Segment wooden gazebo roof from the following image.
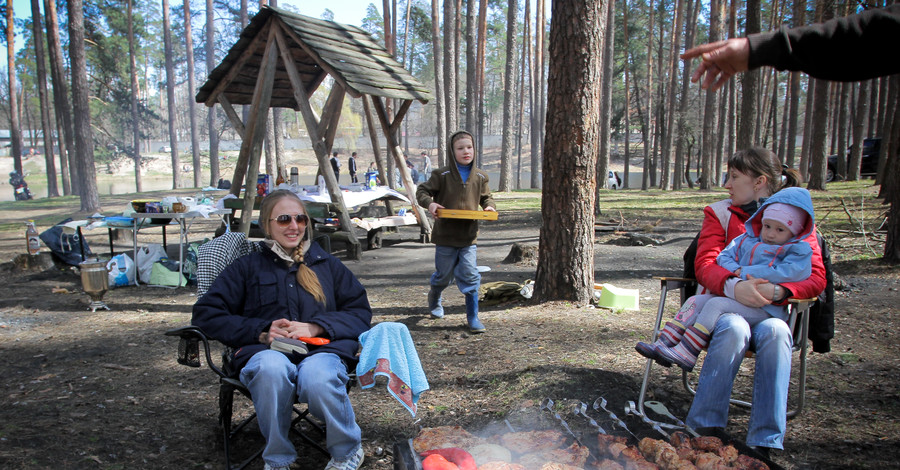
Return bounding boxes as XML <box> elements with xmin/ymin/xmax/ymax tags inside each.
<box><xmin>196</xmin><ymin>5</ymin><xmax>432</xmax><ymax>108</ymax></box>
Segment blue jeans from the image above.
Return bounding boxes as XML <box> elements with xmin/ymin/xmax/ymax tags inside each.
<box><xmin>430</xmin><ymin>245</ymin><xmax>480</xmax><ymax>302</ymax></box>
<box><xmin>685</xmin><ymin>314</ymin><xmax>793</xmax><ymax>449</ymax></box>
<box><xmin>240</xmin><ymin>351</ymin><xmax>361</xmax><ymax>468</ymax></box>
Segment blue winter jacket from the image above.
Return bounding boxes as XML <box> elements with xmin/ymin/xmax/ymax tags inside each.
<box><xmin>717</xmin><ymin>187</ymin><xmax>816</xmax><ymax>319</ymax></box>
<box><xmin>192</xmin><ymin>241</ymin><xmax>372</xmax><ymax>373</ymax></box>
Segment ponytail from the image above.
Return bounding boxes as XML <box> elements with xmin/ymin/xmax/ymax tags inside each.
<box><xmin>291</xmin><ymin>245</ymin><xmax>326</xmax><ymax>305</ymax></box>
<box><xmin>780</xmin><ymin>165</ymin><xmax>802</xmax><ymax>189</ymax></box>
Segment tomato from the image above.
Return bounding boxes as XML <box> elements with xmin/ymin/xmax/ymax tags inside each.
<box><xmin>422</xmin><ymin>454</ymin><xmax>459</xmax><ymax>470</ymax></box>
<box><xmin>420</xmin><ymin>448</ymin><xmax>476</xmax><ymax>470</ymax></box>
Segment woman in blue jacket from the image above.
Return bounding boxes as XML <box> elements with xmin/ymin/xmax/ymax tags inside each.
<box><xmin>193</xmin><ymin>190</ymin><xmax>372</xmax><ymax>470</ymax></box>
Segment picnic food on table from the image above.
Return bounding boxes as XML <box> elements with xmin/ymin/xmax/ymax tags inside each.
<box><xmin>413</xmin><ymin>427</ymin><xmax>771</xmax><ymax>470</ymax></box>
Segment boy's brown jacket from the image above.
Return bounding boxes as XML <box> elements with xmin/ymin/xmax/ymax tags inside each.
<box><xmin>416</xmin><ymin>131</ymin><xmax>495</xmax><ymax>247</ymax></box>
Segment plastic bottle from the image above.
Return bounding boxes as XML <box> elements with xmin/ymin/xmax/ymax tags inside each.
<box><xmin>26</xmin><ymin>220</ymin><xmax>40</xmax><ymax>255</ymax></box>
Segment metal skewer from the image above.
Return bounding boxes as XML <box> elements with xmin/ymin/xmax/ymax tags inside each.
<box><xmin>540</xmin><ymin>398</ymin><xmax>598</xmax><ymax>462</ymax></box>
<box><xmin>625</xmin><ymin>400</ymin><xmax>669</xmax><ymax>439</ymax></box>
<box><xmin>592</xmin><ymin>397</ymin><xmax>638</xmax><ymax>440</ymax></box>
<box><xmin>573</xmin><ymin>402</ymin><xmax>607</xmax><ymax>434</ymax></box>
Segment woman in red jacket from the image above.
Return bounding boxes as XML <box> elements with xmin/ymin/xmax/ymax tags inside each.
<box><xmin>685</xmin><ymin>147</ymin><xmax>826</xmax><ymax>457</ymax></box>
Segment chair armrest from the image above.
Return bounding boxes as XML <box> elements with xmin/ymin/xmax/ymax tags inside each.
<box><xmin>164</xmin><ymin>326</ymin><xmax>230</xmax><ymax>380</ymax></box>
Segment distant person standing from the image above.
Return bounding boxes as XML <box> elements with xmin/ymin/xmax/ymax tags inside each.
<box><xmin>420</xmin><ymin>151</ymin><xmax>432</xmax><ymax>184</ymax></box>
<box><xmin>330</xmin><ymin>151</ymin><xmax>341</xmax><ymax>184</ymax></box>
<box><xmin>349</xmin><ymin>152</ymin><xmax>358</xmax><ymax>183</ymax></box>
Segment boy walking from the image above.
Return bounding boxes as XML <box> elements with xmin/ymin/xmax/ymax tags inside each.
<box><xmin>416</xmin><ymin>131</ymin><xmax>496</xmax><ymax>333</ymax></box>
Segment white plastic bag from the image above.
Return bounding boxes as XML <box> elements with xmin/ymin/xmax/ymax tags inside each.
<box><xmin>107</xmin><ymin>253</ymin><xmax>135</xmax><ymax>287</ymax></box>
<box><xmin>135</xmin><ymin>244</ymin><xmax>167</xmax><ymax>283</ymax></box>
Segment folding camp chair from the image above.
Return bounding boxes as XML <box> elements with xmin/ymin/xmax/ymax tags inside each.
<box><xmin>166</xmin><ymin>232</ymin><xmax>354</xmax><ymax>470</ymax></box>
<box><xmin>634</xmin><ymin>231</ymin><xmax>833</xmax><ymax>426</ymax></box>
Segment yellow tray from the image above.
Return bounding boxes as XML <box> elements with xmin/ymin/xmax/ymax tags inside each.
<box><xmin>437</xmin><ymin>209</ymin><xmax>499</xmax><ymax>220</ymax></box>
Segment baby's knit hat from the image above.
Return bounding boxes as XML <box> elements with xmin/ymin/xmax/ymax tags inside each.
<box><xmin>762</xmin><ymin>203</ymin><xmax>807</xmax><ymax>236</ymax></box>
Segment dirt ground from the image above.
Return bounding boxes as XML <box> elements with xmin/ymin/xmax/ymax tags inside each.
<box><xmin>1</xmin><ymin>189</ymin><xmax>899</xmax><ymax>470</ymax></box>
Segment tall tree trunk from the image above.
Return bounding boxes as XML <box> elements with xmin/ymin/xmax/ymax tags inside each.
<box><xmin>848</xmin><ymin>80</ymin><xmax>870</xmax><ymax>181</ymax></box>
<box><xmin>206</xmin><ymin>0</ymin><xmax>220</xmax><ymax>186</ymax></box>
<box><xmin>623</xmin><ymin>3</ymin><xmax>631</xmax><ymax>188</ymax></box>
<box><xmin>736</xmin><ymin>0</ymin><xmax>759</xmax><ymax>149</ymax></box>
<box><xmin>799</xmin><ymin>78</ymin><xmax>815</xmax><ymax>181</ymax></box>
<box><xmin>867</xmin><ymin>77</ymin><xmax>880</xmax><ymax>138</ymax></box>
<box><xmin>885</xmin><ymin>96</ymin><xmax>900</xmax><ymax>262</ymax></box>
<box><xmin>786</xmin><ymin>71</ymin><xmax>802</xmax><ymax>166</ymax></box>
<box><xmin>128</xmin><ymin>0</ymin><xmax>143</xmax><ymax>192</ymax></box>
<box><xmin>499</xmin><ymin>0</ymin><xmax>518</xmax><ymax>192</ymax></box>
<box><xmin>476</xmin><ymin>0</ymin><xmax>487</xmax><ymax>168</ymax></box>
<box><xmin>30</xmin><ymin>0</ymin><xmax>59</xmax><ymax>197</ymax></box>
<box><xmin>443</xmin><ymin>0</ymin><xmax>458</xmax><ymax>132</ymax></box>
<box><xmin>184</xmin><ymin>0</ymin><xmax>202</xmax><ymax>188</ymax></box>
<box><xmin>163</xmin><ymin>0</ymin><xmax>182</xmax><ymax>188</ymax></box>
<box><xmin>44</xmin><ymin>0</ymin><xmax>74</xmax><ymax>196</ymax></box>
<box><xmin>660</xmin><ymin>0</ymin><xmax>683</xmax><ymax>191</ymax></box>
<box><xmin>595</xmin><ymin>0</ymin><xmax>615</xmax><ymax>205</ymax></box>
<box><xmin>520</xmin><ymin>0</ymin><xmax>532</xmax><ymax>191</ymax></box>
<box><xmin>431</xmin><ymin>0</ymin><xmax>446</xmax><ymax>167</ymax></box>
<box><xmin>875</xmin><ymin>76</ymin><xmax>898</xmax><ymax>186</ymax></box>
<box><xmin>834</xmin><ymin>82</ymin><xmax>850</xmax><ymax>180</ymax></box>
<box><xmin>6</xmin><ymin>3</ymin><xmax>24</xmax><ymax>176</ymax></box>
<box><xmin>529</xmin><ymin>0</ymin><xmax>542</xmax><ymax>188</ymax></box>
<box><xmin>807</xmin><ymin>0</ymin><xmax>832</xmax><ymax>190</ymax></box>
<box><xmin>674</xmin><ymin>0</ymin><xmax>697</xmax><ymax>190</ymax></box>
<box><xmin>68</xmin><ymin>0</ymin><xmax>100</xmax><ymax>211</ymax></box>
<box><xmin>532</xmin><ymin>0</ymin><xmax>546</xmax><ymax>188</ymax></box>
<box><xmin>699</xmin><ymin>0</ymin><xmax>722</xmax><ymax>190</ymax></box>
<box><xmin>535</xmin><ymin>0</ymin><xmax>606</xmax><ymax>304</ymax></box>
<box><xmin>640</xmin><ymin>0</ymin><xmax>654</xmax><ymax>191</ymax></box>
<box><xmin>465</xmin><ymin>0</ymin><xmax>477</xmax><ymax>133</ymax></box>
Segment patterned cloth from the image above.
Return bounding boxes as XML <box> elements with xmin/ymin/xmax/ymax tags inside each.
<box><xmin>196</xmin><ymin>232</ymin><xmax>261</xmax><ymax>298</ymax></box>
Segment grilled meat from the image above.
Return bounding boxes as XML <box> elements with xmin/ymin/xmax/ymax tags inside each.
<box><xmin>690</xmin><ymin>437</ymin><xmax>723</xmax><ymax>453</ymax></box>
<box><xmin>414</xmin><ymin>426</ymin><xmax>484</xmax><ymax>453</ymax></box>
<box><xmin>518</xmin><ymin>442</ymin><xmax>590</xmax><ymax>470</ymax></box>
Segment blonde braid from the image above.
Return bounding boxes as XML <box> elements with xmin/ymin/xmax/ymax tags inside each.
<box><xmin>292</xmin><ymin>245</ymin><xmax>326</xmax><ymax>305</ymax></box>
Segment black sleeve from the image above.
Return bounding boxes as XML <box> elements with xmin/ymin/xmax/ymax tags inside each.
<box><xmin>747</xmin><ymin>4</ymin><xmax>900</xmax><ymax>81</ymax></box>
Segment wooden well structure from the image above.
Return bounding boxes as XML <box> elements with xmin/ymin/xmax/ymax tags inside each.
<box><xmin>196</xmin><ymin>5</ymin><xmax>433</xmax><ymax>258</ymax></box>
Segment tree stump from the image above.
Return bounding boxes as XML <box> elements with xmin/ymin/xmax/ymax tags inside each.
<box><xmin>502</xmin><ymin>242</ymin><xmax>539</xmax><ymax>265</ymax></box>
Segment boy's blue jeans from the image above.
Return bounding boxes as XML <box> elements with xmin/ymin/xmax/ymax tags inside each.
<box><xmin>430</xmin><ymin>245</ymin><xmax>480</xmax><ymax>311</ymax></box>
<box><xmin>240</xmin><ymin>351</ymin><xmax>361</xmax><ymax>468</ymax></box>
<box><xmin>685</xmin><ymin>314</ymin><xmax>793</xmax><ymax>449</ymax></box>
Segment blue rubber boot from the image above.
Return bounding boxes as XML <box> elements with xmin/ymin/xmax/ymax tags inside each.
<box><xmin>428</xmin><ymin>286</ymin><xmax>444</xmax><ymax>318</ymax></box>
<box><xmin>465</xmin><ymin>292</ymin><xmax>485</xmax><ymax>333</ymax></box>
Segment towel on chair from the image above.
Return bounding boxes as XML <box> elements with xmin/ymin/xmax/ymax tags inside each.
<box><xmin>356</xmin><ymin>322</ymin><xmax>429</xmax><ymax>416</ymax></box>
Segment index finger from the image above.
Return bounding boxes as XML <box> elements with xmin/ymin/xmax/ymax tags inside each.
<box><xmin>681</xmin><ymin>40</ymin><xmax>729</xmax><ymax>60</ymax></box>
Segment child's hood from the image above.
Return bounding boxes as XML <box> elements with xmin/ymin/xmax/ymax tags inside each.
<box><xmin>445</xmin><ymin>130</ymin><xmax>477</xmax><ymax>180</ymax></box>
<box><xmin>746</xmin><ymin>186</ymin><xmax>816</xmax><ymax>241</ymax></box>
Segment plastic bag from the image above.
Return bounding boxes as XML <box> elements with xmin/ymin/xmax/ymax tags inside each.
<box><xmin>135</xmin><ymin>244</ymin><xmax>167</xmax><ymax>283</ymax></box>
<box><xmin>150</xmin><ymin>261</ymin><xmax>187</xmax><ymax>287</ymax></box>
<box><xmin>107</xmin><ymin>253</ymin><xmax>135</xmax><ymax>287</ymax></box>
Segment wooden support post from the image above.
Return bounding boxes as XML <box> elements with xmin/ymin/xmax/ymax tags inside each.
<box><xmin>236</xmin><ymin>22</ymin><xmax>278</xmax><ymax>235</ymax></box>
<box><xmin>371</xmin><ymin>96</ymin><xmax>431</xmax><ymax>240</ymax></box>
<box><xmin>361</xmin><ymin>95</ymin><xmax>394</xmax><ymax>216</ymax></box>
<box><xmin>274</xmin><ymin>24</ymin><xmax>361</xmax><ymax>259</ymax></box>
<box><xmin>218</xmin><ymin>95</ymin><xmax>245</xmax><ymax>140</ymax></box>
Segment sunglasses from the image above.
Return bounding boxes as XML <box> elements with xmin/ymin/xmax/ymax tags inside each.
<box><xmin>271</xmin><ymin>214</ymin><xmax>310</xmax><ymax>226</ymax></box>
